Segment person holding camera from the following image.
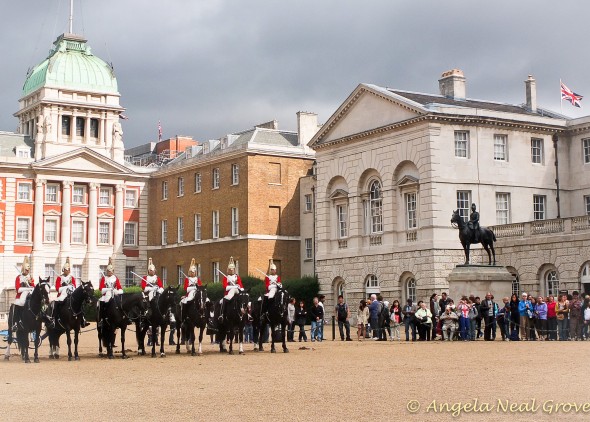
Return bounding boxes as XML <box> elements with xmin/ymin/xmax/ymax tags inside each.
<box><xmin>518</xmin><ymin>293</ymin><xmax>532</xmax><ymax>340</ymax></box>
<box><xmin>414</xmin><ymin>302</ymin><xmax>433</xmax><ymax>341</ymax></box>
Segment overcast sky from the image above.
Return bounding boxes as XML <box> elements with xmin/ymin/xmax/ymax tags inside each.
<box><xmin>1</xmin><ymin>1</ymin><xmax>589</xmax><ymax>147</ymax></box>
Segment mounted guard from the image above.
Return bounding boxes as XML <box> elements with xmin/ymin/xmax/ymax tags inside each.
<box><xmin>98</xmin><ymin>257</ymin><xmax>123</xmax><ymax>324</ymax></box>
<box><xmin>50</xmin><ymin>257</ymin><xmax>89</xmax><ymax>328</ymax></box>
<box><xmin>181</xmin><ymin>258</ymin><xmax>202</xmax><ymax>305</ymax></box>
<box><xmin>141</xmin><ymin>257</ymin><xmax>163</xmax><ymax>304</ymax></box>
<box><xmin>218</xmin><ymin>256</ymin><xmax>243</xmax><ymax>322</ymax></box>
<box><xmin>11</xmin><ymin>256</ymin><xmax>35</xmax><ymax>329</ymax></box>
<box><xmin>261</xmin><ymin>259</ymin><xmax>282</xmax><ymax>322</ymax></box>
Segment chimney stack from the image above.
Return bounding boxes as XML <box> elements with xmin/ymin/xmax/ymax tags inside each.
<box><xmin>525</xmin><ymin>75</ymin><xmax>537</xmax><ymax>113</ymax></box>
<box><xmin>297</xmin><ymin>111</ymin><xmax>319</xmax><ymax>146</ymax></box>
<box><xmin>438</xmin><ymin>69</ymin><xmax>466</xmax><ymax>100</ymax></box>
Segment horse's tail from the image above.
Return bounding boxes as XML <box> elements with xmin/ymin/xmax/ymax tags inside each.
<box><xmin>491</xmin><ymin>230</ymin><xmax>496</xmax><ymax>242</ymax></box>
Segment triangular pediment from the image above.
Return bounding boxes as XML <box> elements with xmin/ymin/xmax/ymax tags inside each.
<box><xmin>98</xmin><ymin>212</ymin><xmax>114</xmax><ymax>219</ymax></box>
<box><xmin>43</xmin><ymin>209</ymin><xmax>62</xmax><ymax>216</ymax></box>
<box><xmin>309</xmin><ymin>84</ymin><xmax>428</xmax><ymax>148</ymax></box>
<box><xmin>329</xmin><ymin>189</ymin><xmax>349</xmax><ymax>199</ymax></box>
<box><xmin>71</xmin><ymin>211</ymin><xmax>88</xmax><ymax>218</ymax></box>
<box><xmin>32</xmin><ymin>147</ymin><xmax>131</xmax><ymax>175</ymax></box>
<box><xmin>396</xmin><ymin>175</ymin><xmax>419</xmax><ymax>186</ymax></box>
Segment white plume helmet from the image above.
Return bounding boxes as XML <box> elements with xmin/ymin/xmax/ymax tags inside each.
<box><xmin>62</xmin><ymin>256</ymin><xmax>71</xmax><ymax>272</ymax></box>
<box><xmin>148</xmin><ymin>257</ymin><xmax>156</xmax><ymax>272</ymax></box>
<box><xmin>189</xmin><ymin>258</ymin><xmax>197</xmax><ymax>274</ymax></box>
<box><xmin>269</xmin><ymin>259</ymin><xmax>276</xmax><ymax>271</ymax></box>
<box><xmin>22</xmin><ymin>255</ymin><xmax>30</xmax><ymax>271</ymax></box>
<box><xmin>106</xmin><ymin>256</ymin><xmax>114</xmax><ymax>272</ymax></box>
<box><xmin>227</xmin><ymin>256</ymin><xmax>235</xmax><ymax>270</ymax></box>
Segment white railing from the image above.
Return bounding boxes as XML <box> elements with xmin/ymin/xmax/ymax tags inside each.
<box><xmin>572</xmin><ymin>216</ymin><xmax>590</xmax><ymax>232</ymax></box>
<box><xmin>369</xmin><ymin>235</ymin><xmax>382</xmax><ymax>246</ymax></box>
<box><xmin>531</xmin><ymin>219</ymin><xmax>564</xmax><ymax>235</ymax></box>
<box><xmin>406</xmin><ymin>230</ymin><xmax>417</xmax><ymax>242</ymax></box>
<box><xmin>493</xmin><ymin>223</ymin><xmax>525</xmax><ymax>238</ymax></box>
<box><xmin>338</xmin><ymin>239</ymin><xmax>348</xmax><ymax>249</ymax></box>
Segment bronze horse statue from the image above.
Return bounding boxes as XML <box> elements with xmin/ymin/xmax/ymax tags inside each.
<box><xmin>451</xmin><ymin>210</ymin><xmax>497</xmax><ymax>265</ymax></box>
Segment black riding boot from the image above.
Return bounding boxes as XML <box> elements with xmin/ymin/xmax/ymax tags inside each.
<box><xmin>12</xmin><ymin>306</ymin><xmax>22</xmax><ymax>331</ymax></box>
<box><xmin>98</xmin><ymin>301</ymin><xmax>106</xmax><ymax>327</ymax></box>
<box><xmin>50</xmin><ymin>302</ymin><xmax>62</xmax><ymax>328</ymax></box>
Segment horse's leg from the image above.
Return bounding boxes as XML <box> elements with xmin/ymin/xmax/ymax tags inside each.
<box><xmin>271</xmin><ymin>324</ymin><xmax>276</xmax><ymax>353</ymax></box>
<box><xmin>190</xmin><ymin>324</ymin><xmax>196</xmax><ymax>356</ymax></box>
<box><xmin>197</xmin><ymin>324</ymin><xmax>204</xmax><ymax>355</ymax></box>
<box><xmin>66</xmin><ymin>330</ymin><xmax>73</xmax><ymax>361</ymax></box>
<box><xmin>160</xmin><ymin>324</ymin><xmax>166</xmax><ymax>358</ymax></box>
<box><xmin>121</xmin><ymin>327</ymin><xmax>128</xmax><ymax>359</ymax></box>
<box><xmin>258</xmin><ymin>321</ymin><xmax>265</xmax><ymax>352</ymax></box>
<box><xmin>464</xmin><ymin>242</ymin><xmax>470</xmax><ymax>265</ymax></box>
<box><xmin>175</xmin><ymin>320</ymin><xmax>181</xmax><ymax>354</ymax></box>
<box><xmin>151</xmin><ymin>325</ymin><xmax>156</xmax><ymax>358</ymax></box>
<box><xmin>491</xmin><ymin>244</ymin><xmax>496</xmax><ymax>265</ymax></box>
<box><xmin>33</xmin><ymin>326</ymin><xmax>40</xmax><ymax>363</ymax></box>
<box><xmin>239</xmin><ymin>322</ymin><xmax>244</xmax><ymax>355</ymax></box>
<box><xmin>282</xmin><ymin>322</ymin><xmax>289</xmax><ymax>353</ymax></box>
<box><xmin>74</xmin><ymin>328</ymin><xmax>80</xmax><ymax>360</ymax></box>
<box><xmin>483</xmin><ymin>243</ymin><xmax>491</xmax><ymax>265</ymax></box>
<box><xmin>228</xmin><ymin>326</ymin><xmax>234</xmax><ymax>355</ymax></box>
<box><xmin>20</xmin><ymin>331</ymin><xmax>30</xmax><ymax>363</ymax></box>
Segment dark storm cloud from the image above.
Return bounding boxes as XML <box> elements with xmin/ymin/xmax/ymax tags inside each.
<box><xmin>1</xmin><ymin>1</ymin><xmax>589</xmax><ymax>147</ymax></box>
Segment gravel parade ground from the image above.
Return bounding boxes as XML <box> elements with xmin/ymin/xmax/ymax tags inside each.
<box><xmin>2</xmin><ymin>323</ymin><xmax>590</xmax><ymax>421</ymax></box>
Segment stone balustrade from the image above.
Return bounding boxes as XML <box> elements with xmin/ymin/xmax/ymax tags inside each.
<box><xmin>490</xmin><ymin>215</ymin><xmax>589</xmax><ymax>239</ymax></box>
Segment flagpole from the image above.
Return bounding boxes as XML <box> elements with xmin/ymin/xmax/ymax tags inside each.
<box><xmin>560</xmin><ymin>79</ymin><xmax>563</xmax><ymax>115</ymax></box>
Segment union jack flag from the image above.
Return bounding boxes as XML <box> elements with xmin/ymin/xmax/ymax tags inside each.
<box><xmin>561</xmin><ymin>81</ymin><xmax>583</xmax><ymax>108</ymax></box>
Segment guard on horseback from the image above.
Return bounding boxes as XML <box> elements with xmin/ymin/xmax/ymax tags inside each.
<box><xmin>11</xmin><ymin>256</ymin><xmax>35</xmax><ymax>330</ymax></box>
<box><xmin>142</xmin><ymin>258</ymin><xmax>163</xmax><ymax>302</ymax></box>
<box><xmin>468</xmin><ymin>203</ymin><xmax>480</xmax><ymax>243</ymax></box>
<box><xmin>218</xmin><ymin>257</ymin><xmax>243</xmax><ymax>322</ymax></box>
<box><xmin>181</xmin><ymin>258</ymin><xmax>202</xmax><ymax>305</ymax></box>
<box><xmin>49</xmin><ymin>257</ymin><xmax>89</xmax><ymax>328</ymax></box>
<box><xmin>261</xmin><ymin>259</ymin><xmax>282</xmax><ymax>322</ymax></box>
<box><xmin>98</xmin><ymin>257</ymin><xmax>123</xmax><ymax>326</ymax></box>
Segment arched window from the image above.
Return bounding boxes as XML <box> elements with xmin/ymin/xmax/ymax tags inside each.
<box><xmin>581</xmin><ymin>262</ymin><xmax>590</xmax><ymax>295</ymax></box>
<box><xmin>369</xmin><ymin>181</ymin><xmax>382</xmax><ymax>233</ymax></box>
<box><xmin>365</xmin><ymin>274</ymin><xmax>379</xmax><ymax>295</ymax></box>
<box><xmin>546</xmin><ymin>270</ymin><xmax>559</xmax><ymax>296</ymax></box>
<box><xmin>406</xmin><ymin>278</ymin><xmax>416</xmax><ymax>303</ymax></box>
<box><xmin>334</xmin><ymin>279</ymin><xmax>345</xmax><ymax>298</ymax></box>
<box><xmin>511</xmin><ymin>274</ymin><xmax>520</xmax><ymax>297</ymax></box>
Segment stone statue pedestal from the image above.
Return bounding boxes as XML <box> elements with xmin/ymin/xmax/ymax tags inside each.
<box><xmin>447</xmin><ymin>265</ymin><xmax>514</xmax><ymax>300</ymax></box>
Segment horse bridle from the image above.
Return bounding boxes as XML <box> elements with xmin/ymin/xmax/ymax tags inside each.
<box><xmin>27</xmin><ymin>282</ymin><xmax>50</xmax><ymax>320</ymax></box>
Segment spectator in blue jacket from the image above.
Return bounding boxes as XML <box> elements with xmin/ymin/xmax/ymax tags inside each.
<box><xmin>369</xmin><ymin>294</ymin><xmax>381</xmax><ymax>339</ymax></box>
<box><xmin>518</xmin><ymin>293</ymin><xmax>532</xmax><ymax>340</ymax></box>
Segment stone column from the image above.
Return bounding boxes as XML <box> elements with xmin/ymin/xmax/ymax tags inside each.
<box><xmin>84</xmin><ymin>112</ymin><xmax>91</xmax><ymax>144</ymax></box>
<box><xmin>88</xmin><ymin>182</ymin><xmax>99</xmax><ymax>252</ymax></box>
<box><xmin>57</xmin><ymin>111</ymin><xmax>62</xmax><ymax>143</ymax></box>
<box><xmin>33</xmin><ymin>179</ymin><xmax>46</xmax><ymax>251</ymax></box>
<box><xmin>114</xmin><ymin>184</ymin><xmax>124</xmax><ymax>253</ymax></box>
<box><xmin>99</xmin><ymin>113</ymin><xmax>105</xmax><ymax>145</ymax></box>
<box><xmin>61</xmin><ymin>181</ymin><xmax>73</xmax><ymax>252</ymax></box>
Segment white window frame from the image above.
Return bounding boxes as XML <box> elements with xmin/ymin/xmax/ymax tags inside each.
<box><xmin>44</xmin><ymin>217</ymin><xmax>59</xmax><ymax>243</ymax></box>
<box><xmin>177</xmin><ymin>265</ymin><xmax>183</xmax><ymax>285</ymax></box>
<box><xmin>584</xmin><ymin>138</ymin><xmax>590</xmax><ymax>164</ymax></box>
<box><xmin>495</xmin><ymin>193</ymin><xmax>510</xmax><ymax>225</ymax></box>
<box><xmin>17</xmin><ymin>182</ymin><xmax>32</xmax><ymax>201</ymax></box>
<box><xmin>336</xmin><ymin>204</ymin><xmax>348</xmax><ymax>239</ymax></box>
<box><xmin>231</xmin><ymin>164</ymin><xmax>239</xmax><ymax>185</ymax></box>
<box><xmin>125</xmin><ymin>189</ymin><xmax>137</xmax><ymax>208</ymax></box>
<box><xmin>194</xmin><ymin>213</ymin><xmax>202</xmax><ymax>241</ymax></box>
<box><xmin>16</xmin><ymin>217</ymin><xmax>31</xmax><ymax>242</ymax></box>
<box><xmin>493</xmin><ymin>134</ymin><xmax>508</xmax><ymax>161</ymax></box>
<box><xmin>365</xmin><ymin>274</ymin><xmax>379</xmax><ymax>295</ymax></box>
<box><xmin>456</xmin><ymin>190</ymin><xmax>471</xmax><ymax>222</ymax></box>
<box><xmin>454</xmin><ymin>131</ymin><xmax>469</xmax><ymax>158</ymax></box>
<box><xmin>546</xmin><ymin>270</ymin><xmax>559</xmax><ymax>296</ymax></box>
<box><xmin>178</xmin><ymin>177</ymin><xmax>184</xmax><ymax>197</ymax></box>
<box><xmin>531</xmin><ymin>138</ymin><xmax>544</xmax><ymax>164</ymax></box>
<box><xmin>99</xmin><ymin>187</ymin><xmax>112</xmax><ymax>206</ymax></box>
<box><xmin>45</xmin><ymin>264</ymin><xmax>56</xmax><ymax>286</ymax></box>
<box><xmin>212</xmin><ymin>262</ymin><xmax>220</xmax><ymax>283</ymax></box>
<box><xmin>305</xmin><ymin>194</ymin><xmax>313</xmax><ymax>212</ymax></box>
<box><xmin>72</xmin><ymin>264</ymin><xmax>82</xmax><ymax>280</ymax></box>
<box><xmin>16</xmin><ymin>147</ymin><xmax>31</xmax><ymax>158</ymax></box>
<box><xmin>212</xmin><ymin>210</ymin><xmax>219</xmax><ymax>239</ymax></box>
<box><xmin>125</xmin><ymin>266</ymin><xmax>135</xmax><ymax>288</ymax></box>
<box><xmin>177</xmin><ymin>217</ymin><xmax>184</xmax><ymax>243</ymax></box>
<box><xmin>161</xmin><ymin>267</ymin><xmax>168</xmax><ymax>284</ymax></box>
<box><xmin>405</xmin><ymin>192</ymin><xmax>417</xmax><ymax>230</ymax></box>
<box><xmin>406</xmin><ymin>278</ymin><xmax>416</xmax><ymax>303</ymax></box>
<box><xmin>231</xmin><ymin>208</ymin><xmax>239</xmax><ymax>236</ymax></box>
<box><xmin>305</xmin><ymin>238</ymin><xmax>313</xmax><ymax>259</ymax></box>
<box><xmin>45</xmin><ymin>184</ymin><xmax>59</xmax><ymax>203</ymax></box>
<box><xmin>71</xmin><ymin>219</ymin><xmax>85</xmax><ymax>244</ymax></box>
<box><xmin>162</xmin><ymin>181</ymin><xmax>168</xmax><ymax>200</ymax></box>
<box><xmin>196</xmin><ymin>264</ymin><xmax>201</xmax><ymax>278</ymax></box>
<box><xmin>124</xmin><ymin>222</ymin><xmax>137</xmax><ymax>246</ymax></box>
<box><xmin>98</xmin><ymin>220</ymin><xmax>112</xmax><ymax>245</ymax></box>
<box><xmin>533</xmin><ymin>195</ymin><xmax>546</xmax><ymax>221</ymax></box>
<box><xmin>212</xmin><ymin>168</ymin><xmax>220</xmax><ymax>189</ymax></box>
<box><xmin>369</xmin><ymin>180</ymin><xmax>383</xmax><ymax>234</ymax></box>
<box><xmin>195</xmin><ymin>173</ymin><xmax>202</xmax><ymax>193</ymax></box>
<box><xmin>72</xmin><ymin>185</ymin><xmax>86</xmax><ymax>204</ymax></box>
<box><xmin>161</xmin><ymin>220</ymin><xmax>168</xmax><ymax>245</ymax></box>
<box><xmin>585</xmin><ymin>196</ymin><xmax>590</xmax><ymax>216</ymax></box>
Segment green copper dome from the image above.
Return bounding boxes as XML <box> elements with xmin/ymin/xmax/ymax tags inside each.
<box><xmin>22</xmin><ymin>34</ymin><xmax>118</xmax><ymax>97</ymax></box>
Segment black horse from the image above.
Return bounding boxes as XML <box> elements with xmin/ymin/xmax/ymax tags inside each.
<box><xmin>137</xmin><ymin>286</ymin><xmax>178</xmax><ymax>358</ymax></box>
<box><xmin>215</xmin><ymin>289</ymin><xmax>249</xmax><ymax>355</ymax></box>
<box><xmin>46</xmin><ymin>281</ymin><xmax>95</xmax><ymax>361</ymax></box>
<box><xmin>4</xmin><ymin>277</ymin><xmax>51</xmax><ymax>363</ymax></box>
<box><xmin>257</xmin><ymin>287</ymin><xmax>290</xmax><ymax>353</ymax></box>
<box><xmin>174</xmin><ymin>285</ymin><xmax>210</xmax><ymax>356</ymax></box>
<box><xmin>451</xmin><ymin>209</ymin><xmax>497</xmax><ymax>265</ymax></box>
<box><xmin>98</xmin><ymin>293</ymin><xmax>145</xmax><ymax>359</ymax></box>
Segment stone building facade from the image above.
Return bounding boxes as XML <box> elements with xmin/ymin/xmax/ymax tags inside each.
<box><xmin>309</xmin><ymin>69</ymin><xmax>590</xmax><ymax>314</ymax></box>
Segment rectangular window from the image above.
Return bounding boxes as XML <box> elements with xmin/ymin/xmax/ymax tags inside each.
<box><xmin>212</xmin><ymin>262</ymin><xmax>220</xmax><ymax>283</ymax></box>
<box><xmin>305</xmin><ymin>194</ymin><xmax>313</xmax><ymax>212</ymax></box>
<box><xmin>161</xmin><ymin>267</ymin><xmax>167</xmax><ymax>284</ymax></box>
<box><xmin>496</xmin><ymin>193</ymin><xmax>510</xmax><ymax>225</ymax></box>
<box><xmin>178</xmin><ymin>177</ymin><xmax>184</xmax><ymax>196</ymax></box>
<box><xmin>212</xmin><ymin>211</ymin><xmax>219</xmax><ymax>239</ymax></box>
<box><xmin>72</xmin><ymin>220</ymin><xmax>85</xmax><ymax>244</ymax></box>
<box><xmin>584</xmin><ymin>139</ymin><xmax>590</xmax><ymax>164</ymax></box>
<box><xmin>454</xmin><ymin>131</ymin><xmax>469</xmax><ymax>158</ymax></box>
<box><xmin>75</xmin><ymin>117</ymin><xmax>85</xmax><ymax>137</ymax></box>
<box><xmin>72</xmin><ymin>265</ymin><xmax>82</xmax><ymax>280</ymax></box>
<box><xmin>125</xmin><ymin>266</ymin><xmax>135</xmax><ymax>287</ymax></box>
<box><xmin>99</xmin><ymin>187</ymin><xmax>111</xmax><ymax>206</ymax></box>
<box><xmin>493</xmin><ymin>134</ymin><xmax>507</xmax><ymax>161</ymax></box>
<box><xmin>231</xmin><ymin>164</ymin><xmax>239</xmax><ymax>185</ymax></box>
<box><xmin>585</xmin><ymin>196</ymin><xmax>590</xmax><ymax>216</ymax></box>
<box><xmin>337</xmin><ymin>204</ymin><xmax>348</xmax><ymax>238</ymax></box>
<box><xmin>177</xmin><ymin>217</ymin><xmax>184</xmax><ymax>243</ymax></box>
<box><xmin>533</xmin><ymin>195</ymin><xmax>546</xmax><ymax>221</ymax></box>
<box><xmin>98</xmin><ymin>265</ymin><xmax>107</xmax><ymax>279</ymax></box>
<box><xmin>124</xmin><ymin>222</ymin><xmax>137</xmax><ymax>246</ymax></box>
<box><xmin>196</xmin><ymin>264</ymin><xmax>201</xmax><ymax>278</ymax></box>
<box><xmin>212</xmin><ymin>168</ymin><xmax>220</xmax><ymax>189</ymax></box>
<box><xmin>16</xmin><ymin>218</ymin><xmax>30</xmax><ymax>242</ymax></box>
<box><xmin>98</xmin><ymin>221</ymin><xmax>111</xmax><ymax>244</ymax></box>
<box><xmin>456</xmin><ymin>191</ymin><xmax>471</xmax><ymax>222</ymax></box>
<box><xmin>305</xmin><ymin>238</ymin><xmax>313</xmax><ymax>259</ymax></box>
<box><xmin>45</xmin><ymin>184</ymin><xmax>58</xmax><ymax>203</ymax></box>
<box><xmin>72</xmin><ymin>186</ymin><xmax>85</xmax><ymax>204</ymax></box>
<box><xmin>231</xmin><ymin>208</ymin><xmax>239</xmax><ymax>236</ymax></box>
<box><xmin>17</xmin><ymin>183</ymin><xmax>32</xmax><ymax>201</ymax></box>
<box><xmin>17</xmin><ymin>148</ymin><xmax>30</xmax><ymax>158</ymax></box>
<box><xmin>194</xmin><ymin>214</ymin><xmax>202</xmax><ymax>240</ymax></box>
<box><xmin>177</xmin><ymin>266</ymin><xmax>183</xmax><ymax>285</ymax></box>
<box><xmin>90</xmin><ymin>118</ymin><xmax>99</xmax><ymax>138</ymax></box>
<box><xmin>162</xmin><ymin>181</ymin><xmax>168</xmax><ymax>200</ymax></box>
<box><xmin>125</xmin><ymin>189</ymin><xmax>137</xmax><ymax>207</ymax></box>
<box><xmin>531</xmin><ymin>138</ymin><xmax>544</xmax><ymax>164</ymax></box>
<box><xmin>161</xmin><ymin>220</ymin><xmax>167</xmax><ymax>245</ymax></box>
<box><xmin>269</xmin><ymin>162</ymin><xmax>281</xmax><ymax>184</ymax></box>
<box><xmin>44</xmin><ymin>218</ymin><xmax>58</xmax><ymax>243</ymax></box>
<box><xmin>45</xmin><ymin>264</ymin><xmax>56</xmax><ymax>286</ymax></box>
<box><xmin>62</xmin><ymin>116</ymin><xmax>71</xmax><ymax>136</ymax></box>
<box><xmin>195</xmin><ymin>173</ymin><xmax>201</xmax><ymax>193</ymax></box>
<box><xmin>405</xmin><ymin>192</ymin><xmax>417</xmax><ymax>229</ymax></box>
